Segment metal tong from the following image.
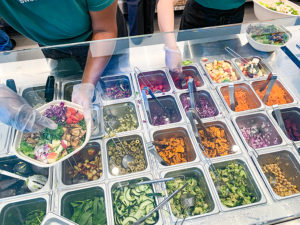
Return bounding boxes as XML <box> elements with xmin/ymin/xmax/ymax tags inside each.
<box><xmin>132</xmin><ymin>181</ymin><xmax>188</xmax><ymax>225</ymax></box>
<box><xmin>146</xmin><ymin>142</ymin><xmax>168</xmax><ymax>166</ymax></box>
<box><xmin>225</xmin><ymin>46</ymin><xmax>249</xmax><ymax>64</ymax></box>
<box><xmin>134</xmin><ymin>66</ymin><xmax>162</xmax><ymax>94</ymax></box>
<box><xmin>228</xmin><ymin>83</ymin><xmax>236</xmax><ymax>111</ymax></box>
<box><xmin>188</xmin><ymin>78</ymin><xmax>196</xmax><ymax>109</ymax></box>
<box><xmin>261</xmin><ymin>75</ymin><xmax>277</xmax><ymax>103</ymax></box>
<box><xmin>187</xmin><ymin>109</ymin><xmax>222</xmax><ymax>190</ymax></box>
<box><xmin>259</xmin><ymin>72</ymin><xmax>274</xmax><ymax>92</ymax></box>
<box><xmin>273</xmin><ymin>105</ymin><xmax>288</xmax><ymax>136</ymax></box>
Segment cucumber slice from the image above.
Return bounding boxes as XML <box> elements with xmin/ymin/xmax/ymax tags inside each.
<box><xmin>133</xmin><ymin>209</ymin><xmax>146</xmax><ymax>220</ymax></box>
<box><xmin>145</xmin><ymin>204</ymin><xmax>154</xmax><ymax>214</ymax></box>
<box><xmin>145</xmin><ymin>217</ymin><xmax>156</xmax><ymax>224</ymax></box>
<box><xmin>125</xmin><ymin>189</ymin><xmax>135</xmax><ymax>202</ymax></box>
<box><xmin>140</xmin><ymin>200</ymin><xmax>153</xmax><ymax>209</ymax></box>
<box><xmin>138</xmin><ymin>185</ymin><xmax>148</xmax><ymax>192</ymax></box>
<box><xmin>122</xmin><ymin>216</ymin><xmax>137</xmax><ymax>225</ymax></box>
<box><xmin>132</xmin><ymin>189</ymin><xmax>141</xmax><ymax>196</ymax></box>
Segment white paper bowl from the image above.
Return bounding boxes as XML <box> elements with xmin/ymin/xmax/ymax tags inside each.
<box><xmin>246</xmin><ymin>23</ymin><xmax>292</xmax><ymax>52</ymax></box>
<box><xmin>14</xmin><ymin>100</ymin><xmax>91</xmax><ymax>167</ymax></box>
<box><xmin>253</xmin><ymin>0</ymin><xmax>300</xmax><ymax>21</ymax></box>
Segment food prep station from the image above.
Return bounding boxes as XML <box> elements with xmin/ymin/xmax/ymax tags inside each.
<box><xmin>0</xmin><ymin>19</ymin><xmax>300</xmax><ymax>225</ymax></box>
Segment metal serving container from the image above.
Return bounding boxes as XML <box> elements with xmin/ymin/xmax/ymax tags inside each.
<box><xmin>268</xmin><ymin>106</ymin><xmax>300</xmax><ymax>145</ymax></box>
<box><xmin>134</xmin><ymin>69</ymin><xmax>174</xmax><ymax>97</ymax></box>
<box><xmin>103</xmin><ymin>101</ymin><xmax>142</xmax><ymax>136</ymax></box>
<box><xmin>178</xmin><ymin>89</ymin><xmax>221</xmax><ymax>119</ymax></box>
<box><xmin>104</xmin><ymin>132</ymin><xmax>151</xmax><ymax>179</ymax></box>
<box><xmin>187</xmin><ymin>117</ymin><xmax>243</xmax><ymax>161</ymax></box>
<box><xmin>161</xmin><ymin>166</ymin><xmax>219</xmax><ymax>223</ymax></box>
<box><xmin>141</xmin><ymin>94</ymin><xmax>185</xmax><ymax>128</ymax></box>
<box><xmin>59</xmin><ymin>184</ymin><xmax>109</xmax><ymax>225</ymax></box>
<box><xmin>205</xmin><ymin>157</ymin><xmax>266</xmax><ymax>212</ymax></box>
<box><xmin>59</xmin><ymin>141</ymin><xmax>105</xmax><ymax>188</ymax></box>
<box><xmin>151</xmin><ymin>126</ymin><xmax>201</xmax><ymax>169</ymax></box>
<box><xmin>41</xmin><ymin>212</ymin><xmax>78</xmax><ymax>225</ymax></box>
<box><xmin>251</xmin><ymin>147</ymin><xmax>300</xmax><ymax>201</ymax></box>
<box><xmin>61</xmin><ymin>79</ymin><xmax>104</xmax><ymax>139</ymax></box>
<box><xmin>251</xmin><ymin>79</ymin><xmax>297</xmax><ymax>108</ymax></box>
<box><xmin>231</xmin><ymin>112</ymin><xmax>286</xmax><ymax>151</ymax></box>
<box><xmin>231</xmin><ymin>56</ymin><xmax>272</xmax><ymax>81</ymax></box>
<box><xmin>199</xmin><ymin>57</ymin><xmax>244</xmax><ymax>86</ymax></box>
<box><xmin>108</xmin><ymin>174</ymin><xmax>163</xmax><ymax>225</ymax></box>
<box><xmin>99</xmin><ymin>74</ymin><xmax>135</xmax><ymax>104</ymax></box>
<box><xmin>0</xmin><ymin>156</ymin><xmax>50</xmax><ymax>201</ymax></box>
<box><xmin>0</xmin><ymin>124</ymin><xmax>12</xmax><ymax>156</ymax></box>
<box><xmin>217</xmin><ymin>82</ymin><xmax>264</xmax><ymax>114</ymax></box>
<box><xmin>0</xmin><ymin>195</ymin><xmax>49</xmax><ymax>225</ymax></box>
<box><xmin>168</xmin><ymin>65</ymin><xmax>206</xmax><ymax>92</ymax></box>
<box><xmin>22</xmin><ymin>86</ymin><xmax>53</xmax><ymax>108</ymax></box>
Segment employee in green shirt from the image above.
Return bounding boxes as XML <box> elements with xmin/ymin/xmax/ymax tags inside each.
<box><xmin>157</xmin><ymin>0</ymin><xmax>245</xmax><ymax>72</ymax></box>
<box><xmin>0</xmin><ymin>0</ymin><xmax>127</xmax><ymax>114</ymax></box>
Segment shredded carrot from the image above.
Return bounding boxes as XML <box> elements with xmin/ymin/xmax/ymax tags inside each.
<box><xmin>198</xmin><ymin>126</ymin><xmax>231</xmax><ymax>158</ymax></box>
<box><xmin>154</xmin><ymin>137</ymin><xmax>188</xmax><ymax>165</ymax></box>
<box><xmin>254</xmin><ymin>83</ymin><xmax>292</xmax><ymax>106</ymax></box>
<box><xmin>223</xmin><ymin>89</ymin><xmax>254</xmax><ymax>112</ymax></box>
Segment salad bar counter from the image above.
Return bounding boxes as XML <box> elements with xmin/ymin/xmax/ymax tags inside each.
<box><xmin>0</xmin><ymin>20</ymin><xmax>300</xmax><ymax>225</ymax></box>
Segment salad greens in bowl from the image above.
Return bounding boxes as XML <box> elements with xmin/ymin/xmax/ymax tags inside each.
<box><xmin>14</xmin><ymin>100</ymin><xmax>91</xmax><ymax>167</ymax></box>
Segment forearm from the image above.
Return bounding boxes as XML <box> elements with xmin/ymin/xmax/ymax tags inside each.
<box><xmin>157</xmin><ymin>0</ymin><xmax>177</xmax><ymax>49</ymax></box>
<box><xmin>82</xmin><ymin>31</ymin><xmax>117</xmax><ymax>85</ymax></box>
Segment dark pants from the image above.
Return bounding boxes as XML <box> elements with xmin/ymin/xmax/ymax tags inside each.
<box><xmin>127</xmin><ymin>0</ymin><xmax>156</xmax><ymax>36</ymax></box>
<box><xmin>180</xmin><ymin>0</ymin><xmax>245</xmax><ymax>30</ymax></box>
<box><xmin>41</xmin><ymin>6</ymin><xmax>128</xmax><ymax>76</ymax></box>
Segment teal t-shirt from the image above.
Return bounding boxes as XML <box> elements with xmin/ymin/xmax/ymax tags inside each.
<box><xmin>195</xmin><ymin>0</ymin><xmax>245</xmax><ymax>10</ymax></box>
<box><xmin>0</xmin><ymin>0</ymin><xmax>114</xmax><ymax>45</ymax></box>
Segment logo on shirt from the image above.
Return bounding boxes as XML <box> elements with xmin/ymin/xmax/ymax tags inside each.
<box><xmin>19</xmin><ymin>0</ymin><xmax>36</xmax><ymax>3</ymax></box>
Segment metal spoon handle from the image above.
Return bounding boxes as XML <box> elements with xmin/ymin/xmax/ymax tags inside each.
<box><xmin>188</xmin><ymin>78</ymin><xmax>196</xmax><ymax>109</ymax></box>
<box><xmin>145</xmin><ymin>87</ymin><xmax>165</xmax><ymax>110</ymax></box>
<box><xmin>0</xmin><ymin>169</ymin><xmax>27</xmax><ymax>181</ymax></box>
<box><xmin>262</xmin><ymin>75</ymin><xmax>277</xmax><ymax>103</ymax></box>
<box><xmin>134</xmin><ymin>66</ymin><xmax>153</xmax><ymax>88</ymax></box>
<box><xmin>146</xmin><ymin>142</ymin><xmax>168</xmax><ymax>166</ymax></box>
<box><xmin>259</xmin><ymin>72</ymin><xmax>273</xmax><ymax>91</ymax></box>
<box><xmin>273</xmin><ymin>106</ymin><xmax>288</xmax><ymax>136</ymax></box>
<box><xmin>142</xmin><ymin>89</ymin><xmax>152</xmax><ymax>124</ymax></box>
<box><xmin>228</xmin><ymin>83</ymin><xmax>235</xmax><ymax>111</ymax></box>
<box><xmin>225</xmin><ymin>46</ymin><xmax>248</xmax><ymax>63</ymax></box>
<box><xmin>132</xmin><ymin>182</ymin><xmax>188</xmax><ymax>225</ymax></box>
<box><xmin>135</xmin><ymin>177</ymin><xmax>175</xmax><ymax>186</ymax></box>
<box><xmin>187</xmin><ymin>108</ymin><xmax>209</xmax><ymax>137</ymax></box>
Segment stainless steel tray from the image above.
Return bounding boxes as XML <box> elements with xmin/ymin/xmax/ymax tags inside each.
<box><xmin>41</xmin><ymin>212</ymin><xmax>78</xmax><ymax>225</ymax></box>
<box><xmin>250</xmin><ymin>147</ymin><xmax>300</xmax><ymax>201</ymax></box>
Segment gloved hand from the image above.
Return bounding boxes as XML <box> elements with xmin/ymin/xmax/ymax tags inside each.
<box><xmin>72</xmin><ymin>83</ymin><xmax>95</xmax><ymax>119</ymax></box>
<box><xmin>164</xmin><ymin>45</ymin><xmax>182</xmax><ymax>73</ymax></box>
<box><xmin>0</xmin><ymin>86</ymin><xmax>57</xmax><ymax>133</ymax></box>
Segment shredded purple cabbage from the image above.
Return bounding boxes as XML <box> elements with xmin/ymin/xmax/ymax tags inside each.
<box><xmin>180</xmin><ymin>93</ymin><xmax>218</xmax><ymax>118</ymax></box>
<box><xmin>44</xmin><ymin>102</ymin><xmax>66</xmax><ymax>124</ymax></box>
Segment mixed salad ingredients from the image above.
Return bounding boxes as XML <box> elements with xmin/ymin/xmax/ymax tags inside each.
<box><xmin>248</xmin><ymin>24</ymin><xmax>289</xmax><ymax>45</ymax></box>
<box><xmin>223</xmin><ymin>88</ymin><xmax>257</xmax><ymax>112</ymax></box>
<box><xmin>198</xmin><ymin>126</ymin><xmax>232</xmax><ymax>158</ymax></box>
<box><xmin>149</xmin><ymin>96</ymin><xmax>181</xmax><ymax>126</ymax></box>
<box><xmin>138</xmin><ymin>72</ymin><xmax>170</xmax><ymax>94</ymax></box>
<box><xmin>238</xmin><ymin>116</ymin><xmax>281</xmax><ymax>149</ymax></box>
<box><xmin>253</xmin><ymin>81</ymin><xmax>293</xmax><ymax>106</ymax></box>
<box><xmin>24</xmin><ymin>210</ymin><xmax>45</xmax><ymax>225</ymax></box>
<box><xmin>108</xmin><ymin>137</ymin><xmax>147</xmax><ymax>176</ymax></box>
<box><xmin>104</xmin><ymin>103</ymin><xmax>138</xmax><ymax>136</ymax></box>
<box><xmin>259</xmin><ymin>0</ymin><xmax>298</xmax><ymax>15</ymax></box>
<box><xmin>0</xmin><ymin>158</ymin><xmax>48</xmax><ymax>198</ymax></box>
<box><xmin>166</xmin><ymin>177</ymin><xmax>211</xmax><ymax>218</ymax></box>
<box><xmin>205</xmin><ymin>60</ymin><xmax>239</xmax><ymax>83</ymax></box>
<box><xmin>154</xmin><ymin>137</ymin><xmax>189</xmax><ymax>165</ymax></box>
<box><xmin>210</xmin><ymin>162</ymin><xmax>258</xmax><ymax>208</ymax></box>
<box><xmin>112</xmin><ymin>183</ymin><xmax>158</xmax><ymax>225</ymax></box>
<box><xmin>65</xmin><ymin>146</ymin><xmax>103</xmax><ymax>184</ymax></box>
<box><xmin>68</xmin><ymin>196</ymin><xmax>107</xmax><ymax>225</ymax></box>
<box><xmin>236</xmin><ymin>57</ymin><xmax>268</xmax><ymax>78</ymax></box>
<box><xmin>180</xmin><ymin>92</ymin><xmax>218</xmax><ymax>118</ymax></box>
<box><xmin>280</xmin><ymin>112</ymin><xmax>300</xmax><ymax>141</ymax></box>
<box><xmin>18</xmin><ymin>102</ymin><xmax>86</xmax><ymax>164</ymax></box>
<box><xmin>100</xmin><ymin>77</ymin><xmax>131</xmax><ymax>100</ymax></box>
<box><xmin>262</xmin><ymin>163</ymin><xmax>299</xmax><ymax>197</ymax></box>
<box><xmin>170</xmin><ymin>66</ymin><xmax>203</xmax><ymax>89</ymax></box>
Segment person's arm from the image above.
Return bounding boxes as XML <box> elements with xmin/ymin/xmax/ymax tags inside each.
<box><xmin>157</xmin><ymin>0</ymin><xmax>182</xmax><ymax>73</ymax></box>
<box><xmin>72</xmin><ymin>1</ymin><xmax>118</xmax><ymax>111</ymax></box>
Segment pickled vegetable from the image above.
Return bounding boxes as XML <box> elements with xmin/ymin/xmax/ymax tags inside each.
<box><xmin>262</xmin><ymin>163</ymin><xmax>299</xmax><ymax>197</ymax></box>
<box><xmin>198</xmin><ymin>126</ymin><xmax>231</xmax><ymax>158</ymax></box>
<box><xmin>210</xmin><ymin>162</ymin><xmax>257</xmax><ymax>208</ymax></box>
<box><xmin>166</xmin><ymin>177</ymin><xmax>211</xmax><ymax>218</ymax></box>
<box><xmin>205</xmin><ymin>60</ymin><xmax>238</xmax><ymax>83</ymax></box>
<box><xmin>108</xmin><ymin>137</ymin><xmax>147</xmax><ymax>176</ymax></box>
<box><xmin>112</xmin><ymin>184</ymin><xmax>158</xmax><ymax>225</ymax></box>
